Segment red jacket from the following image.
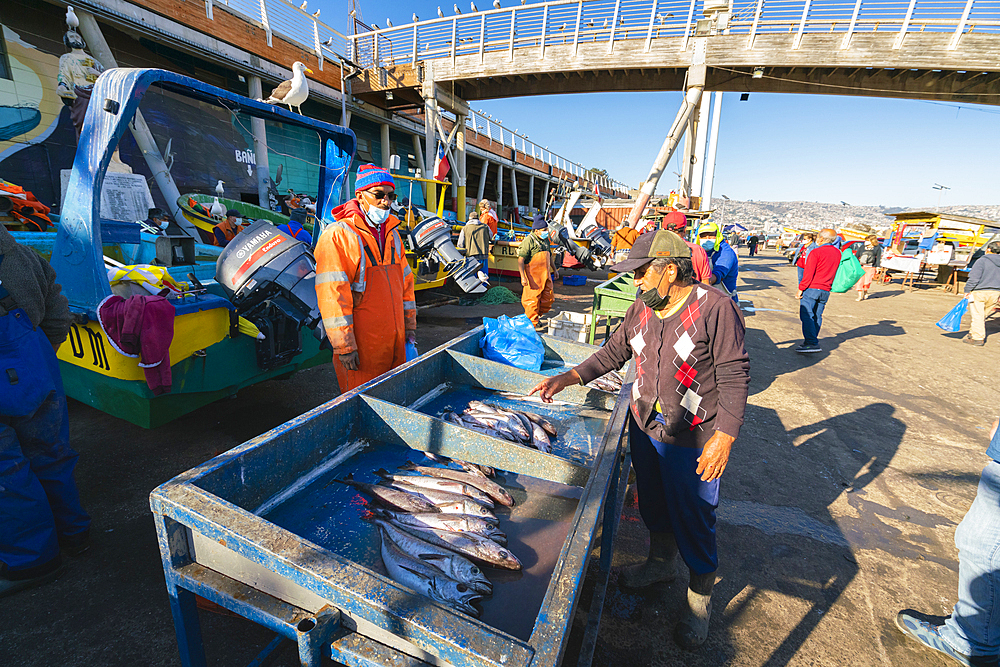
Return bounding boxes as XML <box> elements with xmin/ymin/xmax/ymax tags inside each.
<box><xmin>799</xmin><ymin>244</ymin><xmax>841</xmax><ymax>292</ymax></box>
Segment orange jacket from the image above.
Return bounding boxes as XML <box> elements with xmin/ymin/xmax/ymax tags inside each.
<box><xmin>212</xmin><ymin>219</ymin><xmax>241</xmax><ymax>246</ymax></box>
<box><xmin>315</xmin><ymin>199</ymin><xmax>416</xmax><ymax>356</ymax></box>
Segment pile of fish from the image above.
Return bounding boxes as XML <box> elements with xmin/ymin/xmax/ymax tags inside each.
<box><xmin>586</xmin><ymin>370</ymin><xmax>625</xmax><ymax>393</ymax></box>
<box><xmin>336</xmin><ymin>453</ymin><xmax>520</xmax><ymax>617</ymax></box>
<box><xmin>442</xmin><ymin>400</ymin><xmax>557</xmax><ymax>453</ymax></box>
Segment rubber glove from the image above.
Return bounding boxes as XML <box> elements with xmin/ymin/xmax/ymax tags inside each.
<box><xmin>340</xmin><ymin>351</ymin><xmax>360</xmax><ymax>370</ymax></box>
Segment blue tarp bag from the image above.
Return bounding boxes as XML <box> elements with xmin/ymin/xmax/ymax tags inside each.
<box><xmin>405</xmin><ymin>341</ymin><xmax>418</xmax><ymax>362</ymax></box>
<box><xmin>936</xmin><ymin>298</ymin><xmax>969</xmax><ymax>333</ymax></box>
<box><xmin>480</xmin><ymin>314</ymin><xmax>544</xmax><ymax>371</ymax></box>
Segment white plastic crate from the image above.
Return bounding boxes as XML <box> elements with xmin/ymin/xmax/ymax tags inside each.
<box><xmin>547</xmin><ymin>311</ymin><xmax>593</xmax><ymax>343</ymax></box>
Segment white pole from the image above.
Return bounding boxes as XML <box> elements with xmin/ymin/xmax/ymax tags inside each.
<box><xmin>701</xmin><ymin>91</ymin><xmax>724</xmax><ymax>211</ymax></box>
<box><xmin>691</xmin><ymin>95</ymin><xmax>711</xmax><ymax>201</ymax></box>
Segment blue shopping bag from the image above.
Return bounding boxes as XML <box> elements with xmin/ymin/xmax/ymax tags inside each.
<box><xmin>405</xmin><ymin>341</ymin><xmax>418</xmax><ymax>362</ymax></box>
<box><xmin>936</xmin><ymin>298</ymin><xmax>969</xmax><ymax>333</ymax></box>
<box><xmin>480</xmin><ymin>314</ymin><xmax>544</xmax><ymax>371</ymax></box>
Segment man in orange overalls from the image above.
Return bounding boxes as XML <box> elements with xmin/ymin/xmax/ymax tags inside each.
<box><xmin>517</xmin><ymin>215</ymin><xmax>556</xmax><ymax>330</ymax></box>
<box><xmin>314</xmin><ymin>164</ymin><xmax>416</xmax><ymax>392</ymax></box>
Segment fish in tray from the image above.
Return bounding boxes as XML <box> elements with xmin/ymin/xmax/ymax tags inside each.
<box><xmin>376</xmin><ymin>520</ymin><xmax>492</xmax><ymax>595</ymax></box>
<box><xmin>398</xmin><ymin>462</ymin><xmax>515</xmax><ymax>507</ymax></box>
<box><xmin>586</xmin><ymin>370</ymin><xmax>625</xmax><ymax>393</ymax></box>
<box><xmin>380</xmin><ymin>479</ymin><xmax>497</xmax><ymax>512</ymax></box>
<box><xmin>442</xmin><ymin>399</ymin><xmax>558</xmax><ymax>456</ymax></box>
<box><xmin>375</xmin><ymin>468</ymin><xmax>494</xmax><ymax>506</ymax></box>
<box><xmin>374</xmin><ymin>508</ymin><xmax>506</xmax><ymax>545</ymax></box>
<box><xmin>379</xmin><ymin>526</ymin><xmax>484</xmax><ymax>616</ymax></box>
<box><xmin>423</xmin><ymin>452</ymin><xmax>495</xmax><ymax>478</ymax></box>
<box><xmin>385</xmin><ymin>518</ymin><xmax>522</xmax><ymax>571</ymax></box>
<box><xmin>334</xmin><ymin>474</ymin><xmax>439</xmax><ymax>513</ymax></box>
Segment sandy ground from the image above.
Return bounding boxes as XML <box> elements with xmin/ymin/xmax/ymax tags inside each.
<box><xmin>1</xmin><ymin>252</ymin><xmax>998</xmax><ymax>667</ymax></box>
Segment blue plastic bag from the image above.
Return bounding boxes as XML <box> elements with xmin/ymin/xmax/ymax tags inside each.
<box><xmin>936</xmin><ymin>298</ymin><xmax>969</xmax><ymax>333</ymax></box>
<box><xmin>405</xmin><ymin>341</ymin><xmax>418</xmax><ymax>362</ymax></box>
<box><xmin>480</xmin><ymin>314</ymin><xmax>544</xmax><ymax>371</ymax></box>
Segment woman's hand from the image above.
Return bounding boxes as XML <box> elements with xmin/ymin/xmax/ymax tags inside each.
<box><xmin>528</xmin><ymin>370</ymin><xmax>580</xmax><ymax>403</ymax></box>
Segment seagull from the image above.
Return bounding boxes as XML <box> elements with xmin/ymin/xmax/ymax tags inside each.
<box><xmin>262</xmin><ymin>61</ymin><xmax>314</xmax><ymax>115</ymax></box>
<box><xmin>349</xmin><ymin>9</ymin><xmax>356</xmax><ymax>17</ymax></box>
<box><xmin>471</xmin><ymin>1</ymin><xmax>478</xmax><ymax>11</ymax></box>
<box><xmin>438</xmin><ymin>6</ymin><xmax>445</xmax><ymax>17</ymax></box>
<box><xmin>66</xmin><ymin>6</ymin><xmax>79</xmax><ymax>29</ymax></box>
<box><xmin>656</xmin><ymin>13</ymin><xmax>663</xmax><ymax>23</ymax></box>
<box><xmin>387</xmin><ymin>18</ymin><xmax>393</xmax><ymax>27</ymax></box>
<box><xmin>299</xmin><ymin>1</ymin><xmax>307</xmax><ymax>10</ymax></box>
<box><xmin>619</xmin><ymin>16</ymin><xmax>624</xmax><ymax>25</ymax></box>
<box><xmin>454</xmin><ymin>3</ymin><xmax>462</xmax><ymax>14</ymax></box>
<box><xmin>494</xmin><ymin>0</ymin><xmax>502</xmax><ymax>7</ymax></box>
<box><xmin>210</xmin><ymin>197</ymin><xmax>226</xmax><ymax>218</ymax></box>
<box><xmin>215</xmin><ymin>180</ymin><xmax>225</xmax><ymax>197</ymax></box>
<box><xmin>587</xmin><ymin>20</ymin><xmax>594</xmax><ymax>27</ymax></box>
<box><xmin>602</xmin><ymin>18</ymin><xmax>608</xmax><ymax>29</ymax></box>
<box><xmin>372</xmin><ymin>23</ymin><xmax>379</xmax><ymax>30</ymax></box>
<box><xmin>312</xmin><ymin>9</ymin><xmax>320</xmax><ymax>18</ymax></box>
<box><xmin>413</xmin><ymin>12</ymin><xmax>419</xmax><ymax>21</ymax></box>
<box><xmin>557</xmin><ymin>23</ymin><xmax>566</xmax><ymax>30</ymax></box>
<box><xmin>324</xmin><ymin>36</ymin><xmax>334</xmax><ymax>46</ymax></box>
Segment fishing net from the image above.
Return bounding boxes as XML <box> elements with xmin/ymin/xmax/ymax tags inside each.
<box><xmin>477</xmin><ymin>286</ymin><xmax>520</xmax><ymax>305</ymax></box>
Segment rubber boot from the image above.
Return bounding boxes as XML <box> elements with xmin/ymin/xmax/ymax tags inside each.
<box><xmin>674</xmin><ymin>571</ymin><xmax>716</xmax><ymax>650</ymax></box>
<box><xmin>619</xmin><ymin>532</ymin><xmax>678</xmax><ymax>589</ymax></box>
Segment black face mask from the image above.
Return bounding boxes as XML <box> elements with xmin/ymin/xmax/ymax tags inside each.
<box><xmin>638</xmin><ymin>268</ymin><xmax>673</xmax><ymax>310</ymax></box>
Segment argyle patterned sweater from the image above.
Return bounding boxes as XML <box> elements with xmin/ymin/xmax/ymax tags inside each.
<box><xmin>576</xmin><ymin>284</ymin><xmax>750</xmax><ymax>448</ymax></box>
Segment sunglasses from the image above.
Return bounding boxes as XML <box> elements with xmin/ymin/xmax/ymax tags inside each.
<box><xmin>367</xmin><ymin>190</ymin><xmax>397</xmax><ymax>201</ymax></box>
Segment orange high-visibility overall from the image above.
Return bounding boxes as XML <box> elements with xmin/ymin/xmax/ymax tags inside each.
<box><xmin>522</xmin><ymin>250</ymin><xmax>554</xmax><ymax>326</ymax></box>
<box><xmin>314</xmin><ymin>200</ymin><xmax>416</xmax><ymax>392</ymax></box>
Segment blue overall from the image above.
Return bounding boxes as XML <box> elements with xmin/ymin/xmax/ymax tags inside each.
<box><xmin>0</xmin><ymin>258</ymin><xmax>90</xmax><ymax>576</ymax></box>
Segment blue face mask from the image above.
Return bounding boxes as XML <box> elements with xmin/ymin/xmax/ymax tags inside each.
<box><xmin>539</xmin><ymin>231</ymin><xmax>550</xmax><ymax>240</ymax></box>
<box><xmin>701</xmin><ymin>240</ymin><xmax>715</xmax><ymax>252</ymax></box>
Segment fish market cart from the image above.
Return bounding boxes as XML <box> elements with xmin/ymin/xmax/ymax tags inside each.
<box><xmin>150</xmin><ymin>329</ymin><xmax>632</xmax><ymax>667</ymax></box>
<box><xmin>587</xmin><ymin>273</ymin><xmax>636</xmax><ymax>344</ymax></box>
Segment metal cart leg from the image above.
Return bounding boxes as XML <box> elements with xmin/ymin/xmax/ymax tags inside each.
<box><xmin>166</xmin><ymin>580</ymin><xmax>208</xmax><ymax>667</ymax></box>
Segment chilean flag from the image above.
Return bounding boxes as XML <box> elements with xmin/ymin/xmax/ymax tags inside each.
<box><xmin>433</xmin><ymin>143</ymin><xmax>450</xmax><ymax>181</ymax></box>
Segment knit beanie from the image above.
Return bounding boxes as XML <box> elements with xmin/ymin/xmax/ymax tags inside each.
<box><xmin>354</xmin><ymin>164</ymin><xmax>395</xmax><ymax>193</ymax></box>
<box><xmin>532</xmin><ymin>214</ymin><xmax>547</xmax><ymax>230</ymax></box>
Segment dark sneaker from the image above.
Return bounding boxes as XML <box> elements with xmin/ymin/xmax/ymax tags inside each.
<box><xmin>60</xmin><ymin>528</ymin><xmax>91</xmax><ymax>557</ymax></box>
<box><xmin>895</xmin><ymin>610</ymin><xmax>1000</xmax><ymax>667</ymax></box>
<box><xmin>795</xmin><ymin>344</ymin><xmax>822</xmax><ymax>353</ymax></box>
<box><xmin>963</xmin><ymin>336</ymin><xmax>986</xmax><ymax>347</ymax></box>
<box><xmin>0</xmin><ymin>557</ymin><xmax>65</xmax><ymax>599</ymax></box>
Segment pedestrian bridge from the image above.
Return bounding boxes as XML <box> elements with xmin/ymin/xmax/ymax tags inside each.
<box><xmin>346</xmin><ymin>0</ymin><xmax>1000</xmax><ymax>105</ymax></box>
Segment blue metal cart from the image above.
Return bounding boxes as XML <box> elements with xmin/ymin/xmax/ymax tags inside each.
<box><xmin>150</xmin><ymin>330</ymin><xmax>632</xmax><ymax>667</ymax></box>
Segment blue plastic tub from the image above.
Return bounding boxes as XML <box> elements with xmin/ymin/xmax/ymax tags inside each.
<box><xmin>562</xmin><ymin>274</ymin><xmax>587</xmax><ymax>286</ymax></box>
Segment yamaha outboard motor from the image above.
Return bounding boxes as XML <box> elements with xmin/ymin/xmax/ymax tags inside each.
<box><xmin>410</xmin><ymin>216</ymin><xmax>488</xmax><ymax>294</ymax></box>
<box><xmin>216</xmin><ymin>221</ymin><xmax>324</xmax><ymax>371</ymax></box>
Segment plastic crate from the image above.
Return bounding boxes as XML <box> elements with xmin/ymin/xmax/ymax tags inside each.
<box><xmin>547</xmin><ymin>311</ymin><xmax>593</xmax><ymax>343</ymax></box>
<box><xmin>561</xmin><ymin>274</ymin><xmax>586</xmax><ymax>286</ymax></box>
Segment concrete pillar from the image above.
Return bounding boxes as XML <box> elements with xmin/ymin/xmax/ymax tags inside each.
<box><xmin>681</xmin><ymin>114</ymin><xmax>696</xmax><ymax>198</ymax></box>
<box><xmin>691</xmin><ymin>96</ymin><xmax>710</xmax><ymax>201</ymax></box>
<box><xmin>542</xmin><ymin>180</ymin><xmax>550</xmax><ymax>215</ymax></box>
<box><xmin>76</xmin><ymin>10</ymin><xmax>196</xmax><ymax>236</ymax></box>
<box><xmin>456</xmin><ymin>114</ymin><xmax>467</xmax><ymax>222</ymax></box>
<box><xmin>528</xmin><ymin>174</ymin><xmax>535</xmax><ymax>211</ymax></box>
<box><xmin>247</xmin><ymin>76</ymin><xmax>273</xmax><ymax>210</ymax></box>
<box><xmin>510</xmin><ymin>168</ymin><xmax>519</xmax><ymax>217</ymax></box>
<box><xmin>422</xmin><ymin>80</ymin><xmax>437</xmax><ymax>211</ymax></box>
<box><xmin>380</xmin><ymin>122</ymin><xmax>391</xmax><ymax>169</ymax></box>
<box><xmin>477</xmin><ymin>159</ymin><xmax>490</xmax><ymax>201</ymax></box>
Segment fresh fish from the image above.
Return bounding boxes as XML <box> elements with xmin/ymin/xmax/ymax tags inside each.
<box><xmin>334</xmin><ymin>474</ymin><xmax>438</xmax><ymax>513</ymax></box>
<box><xmin>375</xmin><ymin>509</ymin><xmax>506</xmax><ymax>545</ymax></box>
<box><xmin>376</xmin><ymin>520</ymin><xmax>492</xmax><ymax>594</ymax></box>
<box><xmin>529</xmin><ymin>420</ymin><xmax>553</xmax><ymax>454</ymax></box>
<box><xmin>461</xmin><ymin>413</ymin><xmax>520</xmax><ymax>441</ymax></box>
<box><xmin>468</xmin><ymin>411</ymin><xmax>531</xmax><ymax>441</ymax></box>
<box><xmin>391</xmin><ymin>522</ymin><xmax>522</xmax><ymax>571</ymax></box>
<box><xmin>431</xmin><ymin>500</ymin><xmax>499</xmax><ymax>521</ymax></box>
<box><xmin>519</xmin><ymin>410</ymin><xmax>558</xmax><ymax>438</ymax></box>
<box><xmin>375</xmin><ymin>469</ymin><xmax>494</xmax><ymax>506</ymax></box>
<box><xmin>422</xmin><ymin>451</ymin><xmax>494</xmax><ymax>478</ymax></box>
<box><xmin>382</xmin><ymin>479</ymin><xmax>495</xmax><ymax>509</ymax></box>
<box><xmin>399</xmin><ymin>462</ymin><xmax>515</xmax><ymax>508</ymax></box>
<box><xmin>445</xmin><ymin>413</ymin><xmax>507</xmax><ymax>440</ymax></box>
<box><xmin>379</xmin><ymin>528</ymin><xmax>483</xmax><ymax>615</ymax></box>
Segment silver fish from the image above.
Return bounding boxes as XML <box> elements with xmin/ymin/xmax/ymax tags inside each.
<box><xmin>375</xmin><ymin>509</ymin><xmax>506</xmax><ymax>545</ymax></box>
<box><xmin>466</xmin><ymin>411</ymin><xmax>530</xmax><ymax>441</ymax></box>
<box><xmin>376</xmin><ymin>519</ymin><xmax>492</xmax><ymax>594</ymax></box>
<box><xmin>392</xmin><ymin>522</ymin><xmax>522</xmax><ymax>571</ymax></box>
<box><xmin>423</xmin><ymin>452</ymin><xmax>496</xmax><ymax>478</ymax></box>
<box><xmin>519</xmin><ymin>410</ymin><xmax>558</xmax><ymax>437</ymax></box>
<box><xmin>379</xmin><ymin>528</ymin><xmax>482</xmax><ymax>616</ymax></box>
<box><xmin>382</xmin><ymin>480</ymin><xmax>495</xmax><ymax>509</ymax></box>
<box><xmin>399</xmin><ymin>462</ymin><xmax>515</xmax><ymax>508</ymax></box>
<box><xmin>334</xmin><ymin>474</ymin><xmax>438</xmax><ymax>513</ymax></box>
<box><xmin>529</xmin><ymin>420</ymin><xmax>552</xmax><ymax>454</ymax></box>
<box><xmin>375</xmin><ymin>469</ymin><xmax>494</xmax><ymax>506</ymax></box>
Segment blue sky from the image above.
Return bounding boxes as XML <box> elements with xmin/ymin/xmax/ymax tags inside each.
<box><xmin>316</xmin><ymin>0</ymin><xmax>1000</xmax><ymax>208</ymax></box>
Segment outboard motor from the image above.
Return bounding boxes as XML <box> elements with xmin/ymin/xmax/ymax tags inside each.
<box><xmin>216</xmin><ymin>221</ymin><xmax>324</xmax><ymax>371</ymax></box>
<box><xmin>410</xmin><ymin>216</ymin><xmax>488</xmax><ymax>294</ymax></box>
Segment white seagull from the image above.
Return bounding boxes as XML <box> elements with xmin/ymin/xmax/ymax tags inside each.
<box><xmin>437</xmin><ymin>6</ymin><xmax>445</xmax><ymax>17</ymax></box>
<box><xmin>454</xmin><ymin>3</ymin><xmax>462</xmax><ymax>14</ymax></box>
<box><xmin>413</xmin><ymin>12</ymin><xmax>419</xmax><ymax>22</ymax></box>
<box><xmin>312</xmin><ymin>9</ymin><xmax>320</xmax><ymax>18</ymax></box>
<box><xmin>215</xmin><ymin>180</ymin><xmax>225</xmax><ymax>197</ymax></box>
<box><xmin>299</xmin><ymin>1</ymin><xmax>307</xmax><ymax>10</ymax></box>
<box><xmin>66</xmin><ymin>6</ymin><xmax>80</xmax><ymax>29</ymax></box>
<box><xmin>471</xmin><ymin>1</ymin><xmax>479</xmax><ymax>11</ymax></box>
<box><xmin>210</xmin><ymin>197</ymin><xmax>226</xmax><ymax>218</ymax></box>
<box><xmin>494</xmin><ymin>0</ymin><xmax>502</xmax><ymax>8</ymax></box>
<box><xmin>262</xmin><ymin>61</ymin><xmax>314</xmax><ymax>115</ymax></box>
<box><xmin>387</xmin><ymin>18</ymin><xmax>393</xmax><ymax>27</ymax></box>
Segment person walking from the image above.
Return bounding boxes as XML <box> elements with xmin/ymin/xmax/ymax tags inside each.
<box><xmin>314</xmin><ymin>164</ymin><xmax>416</xmax><ymax>392</ymax></box>
<box><xmin>457</xmin><ymin>211</ymin><xmax>493</xmax><ymax>276</ymax></box>
<box><xmin>853</xmin><ymin>234</ymin><xmax>882</xmax><ymax>301</ymax></box>
<box><xmin>528</xmin><ymin>230</ymin><xmax>750</xmax><ymax>650</ymax></box>
<box><xmin>747</xmin><ymin>234</ymin><xmax>759</xmax><ymax>257</ymax></box>
<box><xmin>896</xmin><ymin>415</ymin><xmax>1000</xmax><ymax>666</ymax></box>
<box><xmin>478</xmin><ymin>199</ymin><xmax>499</xmax><ymax>237</ymax></box>
<box><xmin>793</xmin><ymin>233</ymin><xmax>818</xmax><ymax>285</ymax></box>
<box><xmin>0</xmin><ymin>225</ymin><xmax>91</xmax><ymax>597</ymax></box>
<box><xmin>517</xmin><ymin>215</ymin><xmax>556</xmax><ymax>330</ymax></box>
<box><xmin>796</xmin><ymin>228</ymin><xmax>842</xmax><ymax>353</ymax></box>
<box><xmin>697</xmin><ymin>222</ymin><xmax>739</xmax><ymax>300</ymax></box>
<box><xmin>963</xmin><ymin>240</ymin><xmax>1000</xmax><ymax>347</ymax></box>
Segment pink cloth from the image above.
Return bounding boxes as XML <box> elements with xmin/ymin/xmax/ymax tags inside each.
<box><xmin>686</xmin><ymin>241</ymin><xmax>712</xmax><ymax>283</ymax></box>
<box><xmin>98</xmin><ymin>295</ymin><xmax>175</xmax><ymax>396</ymax></box>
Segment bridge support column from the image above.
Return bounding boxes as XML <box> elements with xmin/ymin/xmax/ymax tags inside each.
<box><xmin>412</xmin><ymin>134</ymin><xmax>426</xmax><ymax>203</ymax></box>
<box><xmin>510</xmin><ymin>168</ymin><xmax>519</xmax><ymax>221</ymax></box>
<box><xmin>478</xmin><ymin>159</ymin><xmax>490</xmax><ymax>202</ymax></box>
<box><xmin>702</xmin><ymin>92</ymin><xmax>724</xmax><ymax>211</ymax></box>
<box><xmin>528</xmin><ymin>174</ymin><xmax>535</xmax><ymax>211</ymax></box>
<box><xmin>247</xmin><ymin>76</ymin><xmax>273</xmax><ymax>211</ymax></box>
<box><xmin>456</xmin><ymin>113</ymin><xmax>467</xmax><ymax>221</ymax></box>
<box><xmin>542</xmin><ymin>181</ymin><xmax>551</xmax><ymax>216</ymax></box>
<box><xmin>380</xmin><ymin>123</ymin><xmax>391</xmax><ymax>170</ymax></box>
<box><xmin>422</xmin><ymin>80</ymin><xmax>438</xmax><ymax>212</ymax></box>
<box><xmin>497</xmin><ymin>163</ymin><xmax>504</xmax><ymax>219</ymax></box>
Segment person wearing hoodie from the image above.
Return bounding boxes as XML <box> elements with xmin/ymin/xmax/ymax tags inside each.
<box><xmin>697</xmin><ymin>221</ymin><xmax>739</xmax><ymax>300</ymax></box>
<box><xmin>963</xmin><ymin>240</ymin><xmax>1000</xmax><ymax>347</ymax></box>
<box><xmin>314</xmin><ymin>165</ymin><xmax>416</xmax><ymax>391</ymax></box>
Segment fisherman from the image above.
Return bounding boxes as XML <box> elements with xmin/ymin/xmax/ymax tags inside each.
<box><xmin>315</xmin><ymin>164</ymin><xmax>416</xmax><ymax>392</ymax></box>
<box><xmin>457</xmin><ymin>211</ymin><xmax>493</xmax><ymax>276</ymax></box>
<box><xmin>697</xmin><ymin>221</ymin><xmax>740</xmax><ymax>300</ymax></box>
<box><xmin>518</xmin><ymin>215</ymin><xmax>556</xmax><ymax>330</ymax></box>
<box><xmin>529</xmin><ymin>230</ymin><xmax>750</xmax><ymax>650</ymax></box>
<box><xmin>661</xmin><ymin>210</ymin><xmax>712</xmax><ymax>284</ymax></box>
<box><xmin>277</xmin><ymin>209</ymin><xmax>313</xmax><ymax>245</ymax></box>
<box><xmin>0</xmin><ymin>225</ymin><xmax>91</xmax><ymax>597</ymax></box>
<box><xmin>212</xmin><ymin>209</ymin><xmax>246</xmax><ymax>247</ymax></box>
<box><xmin>144</xmin><ymin>207</ymin><xmax>169</xmax><ymax>234</ymax></box>
<box><xmin>479</xmin><ymin>199</ymin><xmax>499</xmax><ymax>237</ymax></box>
